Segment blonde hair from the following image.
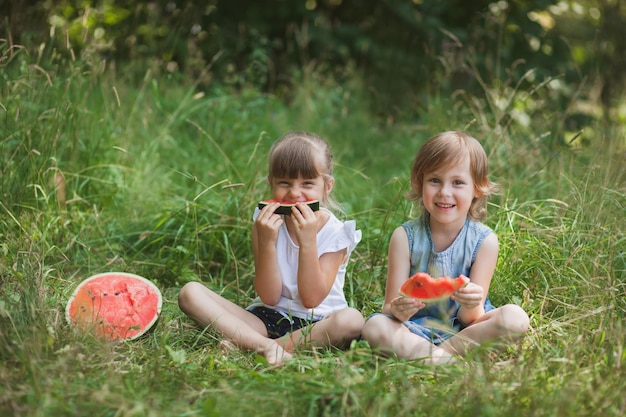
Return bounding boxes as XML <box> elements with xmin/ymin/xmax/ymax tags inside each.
<box><xmin>268</xmin><ymin>132</ymin><xmax>337</xmax><ymax>208</ymax></box>
<box><xmin>407</xmin><ymin>131</ymin><xmax>498</xmax><ymax>221</ymax></box>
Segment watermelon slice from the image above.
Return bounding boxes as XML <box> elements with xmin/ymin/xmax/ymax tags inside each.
<box><xmin>66</xmin><ymin>272</ymin><xmax>162</xmax><ymax>341</ymax></box>
<box><xmin>399</xmin><ymin>272</ymin><xmax>469</xmax><ymax>302</ymax></box>
<box><xmin>258</xmin><ymin>199</ymin><xmax>320</xmax><ymax>215</ymax></box>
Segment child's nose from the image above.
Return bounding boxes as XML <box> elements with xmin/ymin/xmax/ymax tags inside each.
<box><xmin>288</xmin><ymin>187</ymin><xmax>302</xmax><ymax>199</ymax></box>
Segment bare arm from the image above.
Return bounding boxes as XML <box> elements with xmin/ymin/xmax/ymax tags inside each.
<box><xmin>291</xmin><ymin>203</ymin><xmax>346</xmax><ymax>308</ymax></box>
<box><xmin>381</xmin><ymin>226</ymin><xmax>425</xmax><ymax>321</ymax></box>
<box><xmin>298</xmin><ymin>247</ymin><xmax>346</xmax><ymax>308</ymax></box>
<box><xmin>452</xmin><ymin>232</ymin><xmax>499</xmax><ymax>325</ymax></box>
<box><xmin>252</xmin><ymin>203</ymin><xmax>285</xmax><ymax>305</ymax></box>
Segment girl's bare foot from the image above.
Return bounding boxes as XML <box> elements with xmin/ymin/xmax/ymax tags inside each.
<box><xmin>218</xmin><ymin>339</ymin><xmax>237</xmax><ymax>354</ymax></box>
<box><xmin>426</xmin><ymin>352</ymin><xmax>459</xmax><ymax>365</ymax></box>
<box><xmin>261</xmin><ymin>342</ymin><xmax>292</xmax><ymax>366</ymax></box>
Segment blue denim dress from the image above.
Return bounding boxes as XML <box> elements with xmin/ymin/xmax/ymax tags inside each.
<box><xmin>397</xmin><ymin>213</ymin><xmax>495</xmax><ymax>344</ymax></box>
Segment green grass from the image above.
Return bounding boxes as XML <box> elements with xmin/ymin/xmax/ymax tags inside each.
<box><xmin>1</xmin><ymin>41</ymin><xmax>625</xmax><ymax>417</ymax></box>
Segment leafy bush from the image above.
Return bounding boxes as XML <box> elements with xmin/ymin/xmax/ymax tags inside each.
<box><xmin>5</xmin><ymin>0</ymin><xmax>624</xmax><ymax>119</ymax></box>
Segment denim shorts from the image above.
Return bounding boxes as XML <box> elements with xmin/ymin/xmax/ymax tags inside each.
<box><xmin>247</xmin><ymin>306</ymin><xmax>316</xmax><ymax>339</ymax></box>
<box><xmin>369</xmin><ymin>299</ymin><xmax>495</xmax><ymax>345</ymax></box>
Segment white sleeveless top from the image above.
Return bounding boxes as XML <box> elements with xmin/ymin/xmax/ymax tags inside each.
<box><xmin>247</xmin><ymin>208</ymin><xmax>361</xmax><ymax>321</ymax></box>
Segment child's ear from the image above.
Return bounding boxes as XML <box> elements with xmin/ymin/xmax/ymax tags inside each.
<box><xmin>326</xmin><ymin>177</ymin><xmax>335</xmax><ymax>195</ymax></box>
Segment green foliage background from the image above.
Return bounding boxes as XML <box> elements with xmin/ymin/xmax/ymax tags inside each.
<box><xmin>4</xmin><ymin>0</ymin><xmax>626</xmax><ymax>115</ymax></box>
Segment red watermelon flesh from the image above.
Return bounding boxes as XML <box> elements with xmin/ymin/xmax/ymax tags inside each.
<box><xmin>399</xmin><ymin>272</ymin><xmax>469</xmax><ymax>302</ymax></box>
<box><xmin>66</xmin><ymin>272</ymin><xmax>162</xmax><ymax>341</ymax></box>
<box><xmin>258</xmin><ymin>199</ymin><xmax>320</xmax><ymax>215</ymax></box>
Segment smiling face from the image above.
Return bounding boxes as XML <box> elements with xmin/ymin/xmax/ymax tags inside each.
<box><xmin>270</xmin><ymin>174</ymin><xmax>331</xmax><ymax>203</ymax></box>
<box><xmin>408</xmin><ymin>131</ymin><xmax>496</xmax><ymax>222</ymax></box>
<box><xmin>422</xmin><ymin>154</ymin><xmax>477</xmax><ymax>230</ymax></box>
<box><xmin>267</xmin><ymin>132</ymin><xmax>335</xmax><ymax>205</ymax></box>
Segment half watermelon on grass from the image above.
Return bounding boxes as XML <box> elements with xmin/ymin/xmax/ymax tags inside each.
<box><xmin>66</xmin><ymin>272</ymin><xmax>162</xmax><ymax>341</ymax></box>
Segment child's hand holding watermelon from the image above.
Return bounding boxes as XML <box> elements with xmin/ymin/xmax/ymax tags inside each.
<box><xmin>388</xmin><ymin>296</ymin><xmax>425</xmax><ymax>322</ymax></box>
<box><xmin>449</xmin><ymin>279</ymin><xmax>484</xmax><ymax>310</ymax></box>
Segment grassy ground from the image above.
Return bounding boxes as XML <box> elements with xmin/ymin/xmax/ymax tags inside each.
<box><xmin>1</xmin><ymin>44</ymin><xmax>625</xmax><ymax>416</ymax></box>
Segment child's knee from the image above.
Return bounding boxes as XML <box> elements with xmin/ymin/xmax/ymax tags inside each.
<box><xmin>361</xmin><ymin>315</ymin><xmax>392</xmax><ymax>345</ymax></box>
<box><xmin>333</xmin><ymin>307</ymin><xmax>365</xmax><ymax>337</ymax></box>
<box><xmin>178</xmin><ymin>281</ymin><xmax>203</xmax><ymax>311</ymax></box>
<box><xmin>497</xmin><ymin>304</ymin><xmax>530</xmax><ymax>336</ymax></box>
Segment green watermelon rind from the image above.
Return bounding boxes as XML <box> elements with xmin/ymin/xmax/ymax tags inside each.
<box><xmin>65</xmin><ymin>272</ymin><xmax>163</xmax><ymax>341</ymax></box>
<box><xmin>258</xmin><ymin>200</ymin><xmax>320</xmax><ymax>215</ymax></box>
